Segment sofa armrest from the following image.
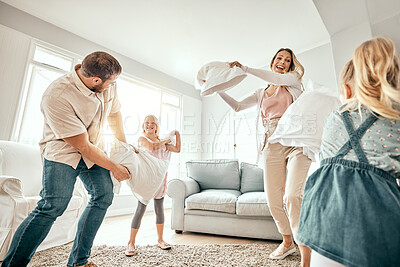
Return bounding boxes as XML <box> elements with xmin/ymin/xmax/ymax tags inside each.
<box><xmin>166</xmin><ymin>177</ymin><xmax>200</xmax><ymax>231</ymax></box>
<box><xmin>0</xmin><ymin>175</ymin><xmax>24</xmax><ymax>197</ymax></box>
<box><xmin>167</xmin><ymin>177</ymin><xmax>200</xmax><ymax>200</ymax></box>
<box><xmin>0</xmin><ymin>175</ymin><xmax>30</xmax><ymax>260</ymax></box>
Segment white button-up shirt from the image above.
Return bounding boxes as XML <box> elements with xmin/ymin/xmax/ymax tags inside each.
<box><xmin>39</xmin><ymin>64</ymin><xmax>121</xmax><ymax>169</ymax></box>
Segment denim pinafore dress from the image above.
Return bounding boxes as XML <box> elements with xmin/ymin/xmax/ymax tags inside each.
<box><xmin>297</xmin><ymin>111</ymin><xmax>400</xmax><ymax>267</ymax></box>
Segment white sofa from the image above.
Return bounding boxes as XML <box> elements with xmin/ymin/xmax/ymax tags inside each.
<box><xmin>167</xmin><ymin>159</ymin><xmax>282</xmax><ymax>240</ymax></box>
<box><xmin>0</xmin><ymin>140</ymin><xmax>87</xmax><ymax>261</ymax></box>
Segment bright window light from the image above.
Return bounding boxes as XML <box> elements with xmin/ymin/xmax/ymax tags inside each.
<box><xmin>33</xmin><ymin>46</ymin><xmax>72</xmax><ymax>71</ymax></box>
<box><xmin>18</xmin><ymin>66</ymin><xmax>64</xmax><ymax>145</ymax></box>
<box><xmin>214</xmin><ymin>107</ymin><xmax>257</xmax><ymax>164</ymax></box>
<box><xmin>162</xmin><ymin>92</ymin><xmax>180</xmax><ymax>107</ymax></box>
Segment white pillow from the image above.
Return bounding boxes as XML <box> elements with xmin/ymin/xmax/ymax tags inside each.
<box><xmin>195</xmin><ymin>61</ymin><xmax>247</xmax><ymax>96</ymax></box>
<box><xmin>160</xmin><ymin>130</ymin><xmax>177</xmax><ymax>148</ymax></box>
<box><xmin>109</xmin><ymin>140</ymin><xmax>169</xmax><ymax>205</ymax></box>
<box><xmin>268</xmin><ymin>80</ymin><xmax>342</xmax><ymax>162</ymax></box>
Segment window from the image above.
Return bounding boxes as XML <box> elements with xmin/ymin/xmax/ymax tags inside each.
<box><xmin>103</xmin><ymin>76</ymin><xmax>182</xmax><ymax>193</ymax></box>
<box><xmin>16</xmin><ymin>43</ymin><xmax>78</xmax><ymax>145</ymax></box>
<box><xmin>107</xmin><ymin>76</ymin><xmax>162</xmax><ymax>146</ymax></box>
<box><xmin>160</xmin><ymin>92</ymin><xmax>181</xmax><ymax>179</ymax></box>
<box><xmin>213</xmin><ymin>108</ymin><xmax>257</xmax><ymax>164</ymax></box>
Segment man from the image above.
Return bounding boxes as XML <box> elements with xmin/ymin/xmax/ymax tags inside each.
<box><xmin>2</xmin><ymin>51</ymin><xmax>133</xmax><ymax>267</ymax></box>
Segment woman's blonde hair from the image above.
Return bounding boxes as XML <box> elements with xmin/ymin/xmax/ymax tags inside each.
<box><xmin>142</xmin><ymin>114</ymin><xmax>160</xmax><ymax>138</ymax></box>
<box><xmin>347</xmin><ymin>37</ymin><xmax>400</xmax><ymax>119</ymax></box>
<box><xmin>270</xmin><ymin>48</ymin><xmax>305</xmax><ymax>80</ymax></box>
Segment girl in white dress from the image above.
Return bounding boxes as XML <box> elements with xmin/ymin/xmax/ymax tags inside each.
<box><xmin>125</xmin><ymin>115</ymin><xmax>181</xmax><ymax>256</ymax></box>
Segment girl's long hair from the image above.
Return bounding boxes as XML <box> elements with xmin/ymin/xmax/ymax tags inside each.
<box><xmin>346</xmin><ymin>37</ymin><xmax>400</xmax><ymax>119</ymax></box>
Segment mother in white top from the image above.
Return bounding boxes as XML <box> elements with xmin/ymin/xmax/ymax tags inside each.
<box><xmin>219</xmin><ymin>48</ymin><xmax>312</xmax><ymax>267</ymax></box>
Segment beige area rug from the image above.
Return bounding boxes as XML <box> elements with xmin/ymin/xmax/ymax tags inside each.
<box><xmin>29</xmin><ymin>243</ymin><xmax>301</xmax><ymax>267</ymax></box>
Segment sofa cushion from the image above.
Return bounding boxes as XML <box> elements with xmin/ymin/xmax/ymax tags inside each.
<box><xmin>240</xmin><ymin>162</ymin><xmax>264</xmax><ymax>193</ymax></box>
<box><xmin>185</xmin><ymin>189</ymin><xmax>241</xmax><ymax>214</ymax></box>
<box><xmin>236</xmin><ymin>192</ymin><xmax>271</xmax><ymax>216</ymax></box>
<box><xmin>186</xmin><ymin>159</ymin><xmax>240</xmax><ymax>190</ymax></box>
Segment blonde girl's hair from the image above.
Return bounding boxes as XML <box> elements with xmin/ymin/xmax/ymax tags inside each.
<box><xmin>142</xmin><ymin>114</ymin><xmax>160</xmax><ymax>139</ymax></box>
<box><xmin>340</xmin><ymin>60</ymin><xmax>355</xmax><ymax>88</ymax></box>
<box><xmin>270</xmin><ymin>48</ymin><xmax>305</xmax><ymax>80</ymax></box>
<box><xmin>338</xmin><ymin>60</ymin><xmax>359</xmax><ymax>113</ymax></box>
<box><xmin>349</xmin><ymin>37</ymin><xmax>400</xmax><ymax>119</ymax></box>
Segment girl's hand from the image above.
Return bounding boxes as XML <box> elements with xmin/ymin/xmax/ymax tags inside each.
<box><xmin>228</xmin><ymin>61</ymin><xmax>242</xmax><ymax>68</ymax></box>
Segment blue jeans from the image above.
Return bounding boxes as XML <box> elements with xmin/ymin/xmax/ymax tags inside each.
<box><xmin>1</xmin><ymin>159</ymin><xmax>114</xmax><ymax>267</ymax></box>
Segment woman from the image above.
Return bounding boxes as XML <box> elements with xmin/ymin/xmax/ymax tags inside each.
<box><xmin>298</xmin><ymin>37</ymin><xmax>400</xmax><ymax>267</ymax></box>
<box><xmin>219</xmin><ymin>48</ymin><xmax>312</xmax><ymax>266</ymax></box>
<box><xmin>125</xmin><ymin>115</ymin><xmax>181</xmax><ymax>256</ymax></box>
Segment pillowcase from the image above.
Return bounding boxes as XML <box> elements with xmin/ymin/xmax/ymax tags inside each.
<box><xmin>240</xmin><ymin>162</ymin><xmax>264</xmax><ymax>193</ymax></box>
<box><xmin>195</xmin><ymin>61</ymin><xmax>247</xmax><ymax>96</ymax></box>
<box><xmin>186</xmin><ymin>159</ymin><xmax>240</xmax><ymax>190</ymax></box>
<box><xmin>268</xmin><ymin>80</ymin><xmax>342</xmax><ymax>162</ymax></box>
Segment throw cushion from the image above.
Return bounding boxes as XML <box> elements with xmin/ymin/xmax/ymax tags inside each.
<box><xmin>240</xmin><ymin>162</ymin><xmax>264</xmax><ymax>193</ymax></box>
<box><xmin>186</xmin><ymin>159</ymin><xmax>240</xmax><ymax>190</ymax></box>
<box><xmin>185</xmin><ymin>189</ymin><xmax>241</xmax><ymax>214</ymax></box>
<box><xmin>268</xmin><ymin>80</ymin><xmax>341</xmax><ymax>162</ymax></box>
<box><xmin>236</xmin><ymin>192</ymin><xmax>271</xmax><ymax>216</ymax></box>
<box><xmin>110</xmin><ymin>140</ymin><xmax>168</xmax><ymax>205</ymax></box>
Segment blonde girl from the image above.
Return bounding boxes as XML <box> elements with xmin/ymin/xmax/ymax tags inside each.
<box><xmin>298</xmin><ymin>37</ymin><xmax>400</xmax><ymax>267</ymax></box>
<box><xmin>125</xmin><ymin>115</ymin><xmax>181</xmax><ymax>256</ymax></box>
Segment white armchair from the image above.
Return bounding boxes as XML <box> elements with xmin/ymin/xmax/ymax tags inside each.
<box><xmin>0</xmin><ymin>140</ymin><xmax>87</xmax><ymax>261</ymax></box>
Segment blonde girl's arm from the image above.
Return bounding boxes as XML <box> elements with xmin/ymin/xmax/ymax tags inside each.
<box><xmin>138</xmin><ymin>136</ymin><xmax>171</xmax><ymax>151</ymax></box>
<box><xmin>166</xmin><ymin>131</ymin><xmax>181</xmax><ymax>153</ymax></box>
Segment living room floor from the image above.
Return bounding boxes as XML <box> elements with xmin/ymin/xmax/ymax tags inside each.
<box><xmin>94</xmin><ymin>209</ymin><xmax>280</xmax><ymax>247</ymax></box>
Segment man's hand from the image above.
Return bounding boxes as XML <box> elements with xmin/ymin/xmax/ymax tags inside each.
<box><xmin>129</xmin><ymin>144</ymin><xmax>139</xmax><ymax>153</ymax></box>
<box><xmin>112</xmin><ymin>164</ymin><xmax>130</xmax><ymax>182</ymax></box>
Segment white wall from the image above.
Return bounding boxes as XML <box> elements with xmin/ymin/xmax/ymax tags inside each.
<box><xmin>181</xmin><ymin>95</ymin><xmax>203</xmax><ymax>176</ymax></box>
<box><xmin>371</xmin><ymin>13</ymin><xmax>400</xmax><ymax>56</ymax></box>
<box><xmin>297</xmin><ymin>43</ymin><xmax>337</xmax><ymax>91</ymax></box>
<box><xmin>0</xmin><ymin>25</ymin><xmax>31</xmax><ymax>140</ymax></box>
<box><xmin>313</xmin><ymin>0</ymin><xmax>400</xmax><ymax>77</ymax></box>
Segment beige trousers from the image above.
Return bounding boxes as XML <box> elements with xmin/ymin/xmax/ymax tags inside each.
<box><xmin>262</xmin><ymin>142</ymin><xmax>311</xmax><ymax>242</ymax></box>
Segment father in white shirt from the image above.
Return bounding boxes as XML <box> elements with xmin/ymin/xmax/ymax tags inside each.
<box><xmin>2</xmin><ymin>51</ymin><xmax>132</xmax><ymax>267</ymax></box>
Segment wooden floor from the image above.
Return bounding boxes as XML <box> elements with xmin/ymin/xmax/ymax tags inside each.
<box><xmin>94</xmin><ymin>209</ymin><xmax>280</xmax><ymax>247</ymax></box>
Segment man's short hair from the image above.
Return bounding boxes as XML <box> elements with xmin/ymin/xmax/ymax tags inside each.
<box><xmin>81</xmin><ymin>51</ymin><xmax>122</xmax><ymax>81</ymax></box>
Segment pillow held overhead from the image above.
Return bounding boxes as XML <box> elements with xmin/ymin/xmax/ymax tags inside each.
<box><xmin>195</xmin><ymin>61</ymin><xmax>247</xmax><ymax>96</ymax></box>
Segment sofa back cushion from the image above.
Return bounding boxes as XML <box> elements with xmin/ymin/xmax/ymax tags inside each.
<box><xmin>186</xmin><ymin>159</ymin><xmax>240</xmax><ymax>190</ymax></box>
<box><xmin>240</xmin><ymin>162</ymin><xmax>264</xmax><ymax>193</ymax></box>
